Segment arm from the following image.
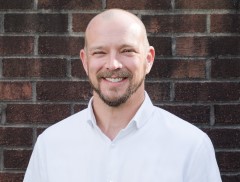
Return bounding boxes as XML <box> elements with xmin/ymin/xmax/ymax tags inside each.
<box><xmin>23</xmin><ymin>136</ymin><xmax>47</xmax><ymax>182</ymax></box>
<box><xmin>185</xmin><ymin>134</ymin><xmax>222</xmax><ymax>182</ymax></box>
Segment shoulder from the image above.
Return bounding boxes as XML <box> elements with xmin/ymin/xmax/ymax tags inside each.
<box><xmin>40</xmin><ymin>108</ymin><xmax>90</xmax><ymax>140</ymax></box>
<box><xmin>151</xmin><ymin>106</ymin><xmax>207</xmax><ymax>143</ymax></box>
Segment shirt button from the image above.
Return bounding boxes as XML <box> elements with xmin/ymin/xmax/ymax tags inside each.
<box><xmin>110</xmin><ymin>143</ymin><xmax>116</xmax><ymax>148</ymax></box>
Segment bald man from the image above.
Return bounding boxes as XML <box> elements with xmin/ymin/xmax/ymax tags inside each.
<box><xmin>24</xmin><ymin>9</ymin><xmax>222</xmax><ymax>182</ymax></box>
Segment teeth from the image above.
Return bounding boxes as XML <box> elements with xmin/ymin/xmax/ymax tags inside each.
<box><xmin>105</xmin><ymin>78</ymin><xmax>123</xmax><ymax>83</ymax></box>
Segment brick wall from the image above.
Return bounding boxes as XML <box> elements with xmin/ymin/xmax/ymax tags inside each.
<box><xmin>0</xmin><ymin>0</ymin><xmax>239</xmax><ymax>181</ymax></box>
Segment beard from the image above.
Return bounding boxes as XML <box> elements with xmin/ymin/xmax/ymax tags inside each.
<box><xmin>88</xmin><ymin>69</ymin><xmax>145</xmax><ymax>107</ymax></box>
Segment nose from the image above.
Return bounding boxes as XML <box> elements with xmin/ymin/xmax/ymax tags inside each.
<box><xmin>105</xmin><ymin>52</ymin><xmax>123</xmax><ymax>70</ymax></box>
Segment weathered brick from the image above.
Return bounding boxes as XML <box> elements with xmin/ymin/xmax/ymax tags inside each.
<box><xmin>205</xmin><ymin>129</ymin><xmax>240</xmax><ymax>148</ymax></box>
<box><xmin>37</xmin><ymin>81</ymin><xmax>92</xmax><ymax>101</ymax></box>
<box><xmin>38</xmin><ymin>0</ymin><xmax>102</xmax><ymax>10</ymax></box>
<box><xmin>72</xmin><ymin>13</ymin><xmax>96</xmax><ymax>32</ymax></box>
<box><xmin>175</xmin><ymin>0</ymin><xmax>236</xmax><ymax>9</ymax></box>
<box><xmin>5</xmin><ymin>14</ymin><xmax>68</xmax><ymax>33</ymax></box>
<box><xmin>6</xmin><ymin>104</ymin><xmax>71</xmax><ymax>124</ymax></box>
<box><xmin>0</xmin><ymin>0</ymin><xmax>32</xmax><ymax>9</ymax></box>
<box><xmin>0</xmin><ymin>127</ymin><xmax>33</xmax><ymax>147</ymax></box>
<box><xmin>3</xmin><ymin>58</ymin><xmax>67</xmax><ymax>78</ymax></box>
<box><xmin>0</xmin><ymin>173</ymin><xmax>24</xmax><ymax>182</ymax></box>
<box><xmin>221</xmin><ymin>175</ymin><xmax>240</xmax><ymax>182</ymax></box>
<box><xmin>38</xmin><ymin>36</ymin><xmax>84</xmax><ymax>56</ymax></box>
<box><xmin>175</xmin><ymin>82</ymin><xmax>240</xmax><ymax>102</ymax></box>
<box><xmin>211</xmin><ymin>14</ymin><xmax>240</xmax><ymax>33</ymax></box>
<box><xmin>142</xmin><ymin>15</ymin><xmax>206</xmax><ymax>33</ymax></box>
<box><xmin>148</xmin><ymin>37</ymin><xmax>172</xmax><ymax>56</ymax></box>
<box><xmin>216</xmin><ymin>152</ymin><xmax>240</xmax><ymax>172</ymax></box>
<box><xmin>107</xmin><ymin>0</ymin><xmax>171</xmax><ymax>9</ymax></box>
<box><xmin>145</xmin><ymin>82</ymin><xmax>170</xmax><ymax>103</ymax></box>
<box><xmin>148</xmin><ymin>59</ymin><xmax>206</xmax><ymax>79</ymax></box>
<box><xmin>176</xmin><ymin>37</ymin><xmax>240</xmax><ymax>56</ymax></box>
<box><xmin>74</xmin><ymin>104</ymin><xmax>87</xmax><ymax>113</ymax></box>
<box><xmin>71</xmin><ymin>59</ymin><xmax>87</xmax><ymax>79</ymax></box>
<box><xmin>0</xmin><ymin>82</ymin><xmax>32</xmax><ymax>101</ymax></box>
<box><xmin>215</xmin><ymin>105</ymin><xmax>240</xmax><ymax>124</ymax></box>
<box><xmin>211</xmin><ymin>59</ymin><xmax>240</xmax><ymax>79</ymax></box>
<box><xmin>161</xmin><ymin>105</ymin><xmax>210</xmax><ymax>124</ymax></box>
<box><xmin>4</xmin><ymin>150</ymin><xmax>32</xmax><ymax>170</ymax></box>
<box><xmin>0</xmin><ymin>36</ymin><xmax>34</xmax><ymax>56</ymax></box>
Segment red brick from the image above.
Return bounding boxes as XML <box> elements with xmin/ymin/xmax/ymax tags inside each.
<box><xmin>216</xmin><ymin>152</ymin><xmax>240</xmax><ymax>172</ymax></box>
<box><xmin>145</xmin><ymin>82</ymin><xmax>170</xmax><ymax>102</ymax></box>
<box><xmin>0</xmin><ymin>82</ymin><xmax>32</xmax><ymax>101</ymax></box>
<box><xmin>142</xmin><ymin>15</ymin><xmax>206</xmax><ymax>33</ymax></box>
<box><xmin>37</xmin><ymin>81</ymin><xmax>92</xmax><ymax>101</ymax></box>
<box><xmin>39</xmin><ymin>36</ymin><xmax>84</xmax><ymax>56</ymax></box>
<box><xmin>211</xmin><ymin>14</ymin><xmax>240</xmax><ymax>33</ymax></box>
<box><xmin>148</xmin><ymin>59</ymin><xmax>206</xmax><ymax>79</ymax></box>
<box><xmin>215</xmin><ymin>105</ymin><xmax>240</xmax><ymax>125</ymax></box>
<box><xmin>176</xmin><ymin>37</ymin><xmax>240</xmax><ymax>57</ymax></box>
<box><xmin>74</xmin><ymin>104</ymin><xmax>87</xmax><ymax>113</ymax></box>
<box><xmin>0</xmin><ymin>173</ymin><xmax>24</xmax><ymax>182</ymax></box>
<box><xmin>148</xmin><ymin>37</ymin><xmax>172</xmax><ymax>56</ymax></box>
<box><xmin>3</xmin><ymin>58</ymin><xmax>67</xmax><ymax>78</ymax></box>
<box><xmin>6</xmin><ymin>104</ymin><xmax>71</xmax><ymax>124</ymax></box>
<box><xmin>0</xmin><ymin>36</ymin><xmax>34</xmax><ymax>56</ymax></box>
<box><xmin>38</xmin><ymin>0</ymin><xmax>102</xmax><ymax>10</ymax></box>
<box><xmin>71</xmin><ymin>59</ymin><xmax>87</xmax><ymax>79</ymax></box>
<box><xmin>161</xmin><ymin>105</ymin><xmax>210</xmax><ymax>124</ymax></box>
<box><xmin>5</xmin><ymin>14</ymin><xmax>68</xmax><ymax>33</ymax></box>
<box><xmin>72</xmin><ymin>13</ymin><xmax>96</xmax><ymax>32</ymax></box>
<box><xmin>0</xmin><ymin>127</ymin><xmax>33</xmax><ymax>147</ymax></box>
<box><xmin>221</xmin><ymin>175</ymin><xmax>240</xmax><ymax>182</ymax></box>
<box><xmin>205</xmin><ymin>129</ymin><xmax>240</xmax><ymax>148</ymax></box>
<box><xmin>174</xmin><ymin>82</ymin><xmax>240</xmax><ymax>102</ymax></box>
<box><xmin>0</xmin><ymin>0</ymin><xmax>32</xmax><ymax>9</ymax></box>
<box><xmin>211</xmin><ymin>59</ymin><xmax>240</xmax><ymax>79</ymax></box>
<box><xmin>107</xmin><ymin>0</ymin><xmax>171</xmax><ymax>9</ymax></box>
<box><xmin>175</xmin><ymin>0</ymin><xmax>236</xmax><ymax>9</ymax></box>
<box><xmin>4</xmin><ymin>150</ymin><xmax>32</xmax><ymax>170</ymax></box>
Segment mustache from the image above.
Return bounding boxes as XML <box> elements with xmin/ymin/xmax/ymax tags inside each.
<box><xmin>97</xmin><ymin>70</ymin><xmax>132</xmax><ymax>79</ymax></box>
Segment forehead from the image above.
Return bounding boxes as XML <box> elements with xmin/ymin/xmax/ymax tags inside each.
<box><xmin>86</xmin><ymin>20</ymin><xmax>144</xmax><ymax>49</ymax></box>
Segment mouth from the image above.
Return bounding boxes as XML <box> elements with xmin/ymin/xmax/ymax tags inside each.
<box><xmin>105</xmin><ymin>77</ymin><xmax>124</xmax><ymax>83</ymax></box>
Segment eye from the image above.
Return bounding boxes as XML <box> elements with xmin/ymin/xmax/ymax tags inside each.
<box><xmin>92</xmin><ymin>51</ymin><xmax>106</xmax><ymax>56</ymax></box>
<box><xmin>122</xmin><ymin>49</ymin><xmax>135</xmax><ymax>53</ymax></box>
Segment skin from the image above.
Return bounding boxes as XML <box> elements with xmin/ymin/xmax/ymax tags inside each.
<box><xmin>80</xmin><ymin>9</ymin><xmax>155</xmax><ymax>140</ymax></box>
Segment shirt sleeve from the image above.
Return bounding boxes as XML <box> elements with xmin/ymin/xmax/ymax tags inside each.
<box><xmin>23</xmin><ymin>136</ymin><xmax>47</xmax><ymax>182</ymax></box>
<box><xmin>185</xmin><ymin>134</ymin><xmax>222</xmax><ymax>182</ymax></box>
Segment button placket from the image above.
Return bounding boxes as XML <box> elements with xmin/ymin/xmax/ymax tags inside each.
<box><xmin>106</xmin><ymin>140</ymin><xmax>118</xmax><ymax>182</ymax></box>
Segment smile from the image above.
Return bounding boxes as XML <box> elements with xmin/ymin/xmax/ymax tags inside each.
<box><xmin>105</xmin><ymin>77</ymin><xmax>124</xmax><ymax>83</ymax></box>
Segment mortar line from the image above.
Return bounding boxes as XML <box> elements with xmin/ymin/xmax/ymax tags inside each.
<box><xmin>34</xmin><ymin>0</ymin><xmax>38</xmax><ymax>10</ymax></box>
<box><xmin>68</xmin><ymin>13</ymin><xmax>73</xmax><ymax>33</ymax></box>
<box><xmin>206</xmin><ymin>14</ymin><xmax>211</xmax><ymax>33</ymax></box>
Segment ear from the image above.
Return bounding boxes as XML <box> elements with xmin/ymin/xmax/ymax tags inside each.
<box><xmin>80</xmin><ymin>49</ymin><xmax>89</xmax><ymax>75</ymax></box>
<box><xmin>145</xmin><ymin>46</ymin><xmax>155</xmax><ymax>74</ymax></box>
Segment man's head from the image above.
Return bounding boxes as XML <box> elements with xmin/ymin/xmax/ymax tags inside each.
<box><xmin>80</xmin><ymin>9</ymin><xmax>155</xmax><ymax>107</ymax></box>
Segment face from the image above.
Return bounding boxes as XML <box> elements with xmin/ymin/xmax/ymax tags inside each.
<box><xmin>80</xmin><ymin>14</ymin><xmax>154</xmax><ymax>107</ymax></box>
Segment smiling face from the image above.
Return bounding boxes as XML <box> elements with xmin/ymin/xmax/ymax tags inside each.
<box><xmin>80</xmin><ymin>9</ymin><xmax>155</xmax><ymax>107</ymax></box>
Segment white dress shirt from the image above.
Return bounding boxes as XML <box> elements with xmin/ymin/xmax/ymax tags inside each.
<box><xmin>24</xmin><ymin>92</ymin><xmax>222</xmax><ymax>182</ymax></box>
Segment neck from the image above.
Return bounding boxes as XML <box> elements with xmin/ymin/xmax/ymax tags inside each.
<box><xmin>92</xmin><ymin>90</ymin><xmax>145</xmax><ymax>140</ymax></box>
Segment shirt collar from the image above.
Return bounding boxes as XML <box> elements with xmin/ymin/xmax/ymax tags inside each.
<box><xmin>86</xmin><ymin>91</ymin><xmax>155</xmax><ymax>130</ymax></box>
<box><xmin>131</xmin><ymin>91</ymin><xmax>155</xmax><ymax>129</ymax></box>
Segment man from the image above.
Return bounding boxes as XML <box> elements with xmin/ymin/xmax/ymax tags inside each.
<box><xmin>24</xmin><ymin>9</ymin><xmax>222</xmax><ymax>182</ymax></box>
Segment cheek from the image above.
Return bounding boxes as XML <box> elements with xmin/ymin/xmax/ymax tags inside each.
<box><xmin>87</xmin><ymin>60</ymin><xmax>103</xmax><ymax>75</ymax></box>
